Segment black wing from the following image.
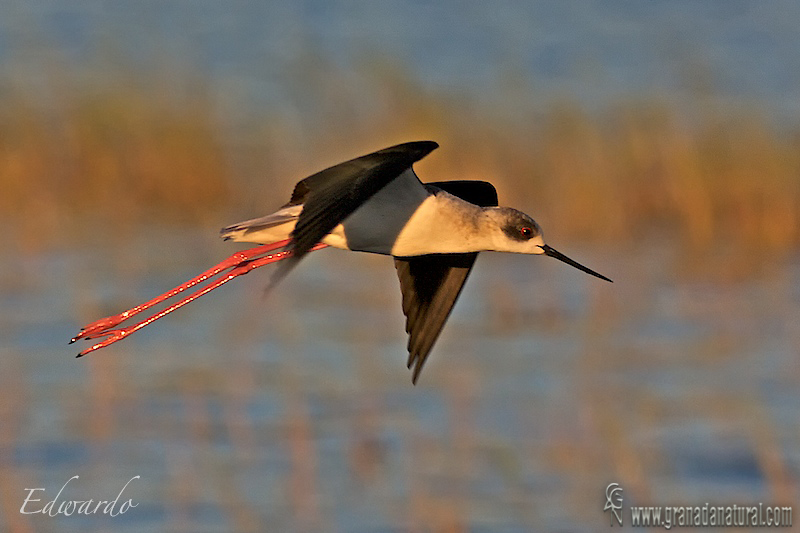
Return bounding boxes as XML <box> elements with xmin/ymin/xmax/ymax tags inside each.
<box><xmin>291</xmin><ymin>141</ymin><xmax>438</xmax><ymax>257</ymax></box>
<box><xmin>263</xmin><ymin>141</ymin><xmax>438</xmax><ymax>288</ymax></box>
<box><xmin>394</xmin><ymin>180</ymin><xmax>498</xmax><ymax>384</ymax></box>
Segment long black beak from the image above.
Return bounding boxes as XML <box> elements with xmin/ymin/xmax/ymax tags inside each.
<box><xmin>540</xmin><ymin>245</ymin><xmax>613</xmax><ymax>282</ymax></box>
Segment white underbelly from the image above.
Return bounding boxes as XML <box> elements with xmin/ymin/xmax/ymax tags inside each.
<box><xmin>227</xmin><ymin>217</ymin><xmax>352</xmax><ymax>250</ymax></box>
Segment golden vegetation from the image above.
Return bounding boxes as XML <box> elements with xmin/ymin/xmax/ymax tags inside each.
<box><xmin>0</xmin><ymin>84</ymin><xmax>230</xmax><ymax>249</ymax></box>
<box><xmin>1</xmin><ymin>71</ymin><xmax>799</xmax><ymax>258</ymax></box>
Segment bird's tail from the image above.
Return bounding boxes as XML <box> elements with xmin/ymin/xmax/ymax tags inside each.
<box><xmin>220</xmin><ymin>205</ymin><xmax>301</xmax><ymax>243</ymax></box>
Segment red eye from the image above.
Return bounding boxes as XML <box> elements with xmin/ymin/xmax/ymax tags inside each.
<box><xmin>520</xmin><ymin>227</ymin><xmax>533</xmax><ymax>238</ymax></box>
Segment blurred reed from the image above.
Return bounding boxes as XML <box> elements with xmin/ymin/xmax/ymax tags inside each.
<box><xmin>0</xmin><ymin>82</ymin><xmax>231</xmax><ymax>251</ymax></box>
<box><xmin>2</xmin><ymin>63</ymin><xmax>799</xmax><ymax>264</ymax></box>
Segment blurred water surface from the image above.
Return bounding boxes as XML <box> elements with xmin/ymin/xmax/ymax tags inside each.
<box><xmin>2</xmin><ymin>0</ymin><xmax>800</xmax><ymax>122</ymax></box>
<box><xmin>1</xmin><ymin>233</ymin><xmax>798</xmax><ymax>531</ymax></box>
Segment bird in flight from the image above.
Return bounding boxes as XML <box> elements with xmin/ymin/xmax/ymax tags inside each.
<box><xmin>72</xmin><ymin>141</ymin><xmax>611</xmax><ymax>383</ymax></box>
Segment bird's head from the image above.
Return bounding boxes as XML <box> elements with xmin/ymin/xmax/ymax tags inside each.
<box><xmin>487</xmin><ymin>207</ymin><xmax>546</xmax><ymax>254</ymax></box>
<box><xmin>487</xmin><ymin>207</ymin><xmax>612</xmax><ymax>282</ymax></box>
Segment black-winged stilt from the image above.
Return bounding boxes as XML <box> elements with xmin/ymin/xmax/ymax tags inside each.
<box><xmin>72</xmin><ymin>141</ymin><xmax>611</xmax><ymax>383</ymax></box>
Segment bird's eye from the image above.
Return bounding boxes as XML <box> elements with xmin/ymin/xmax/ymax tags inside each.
<box><xmin>520</xmin><ymin>227</ymin><xmax>533</xmax><ymax>238</ymax></box>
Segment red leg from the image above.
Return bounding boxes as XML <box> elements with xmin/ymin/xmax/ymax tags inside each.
<box><xmin>71</xmin><ymin>239</ymin><xmax>291</xmax><ymax>344</ymax></box>
<box><xmin>73</xmin><ymin>241</ymin><xmax>327</xmax><ymax>356</ymax></box>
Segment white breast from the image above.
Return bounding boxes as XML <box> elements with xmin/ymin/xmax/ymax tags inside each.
<box><xmin>389</xmin><ymin>191</ymin><xmax>489</xmax><ymax>256</ymax></box>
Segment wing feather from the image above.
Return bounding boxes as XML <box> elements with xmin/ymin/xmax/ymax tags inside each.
<box><xmin>291</xmin><ymin>141</ymin><xmax>439</xmax><ymax>257</ymax></box>
<box><xmin>394</xmin><ymin>253</ymin><xmax>478</xmax><ymax>383</ymax></box>
<box><xmin>268</xmin><ymin>141</ymin><xmax>438</xmax><ymax>287</ymax></box>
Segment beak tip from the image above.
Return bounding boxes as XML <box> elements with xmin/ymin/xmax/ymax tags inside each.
<box><xmin>541</xmin><ymin>244</ymin><xmax>613</xmax><ymax>283</ymax></box>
